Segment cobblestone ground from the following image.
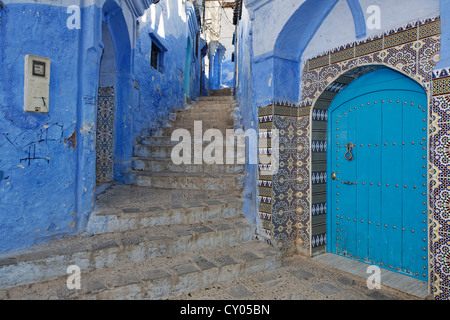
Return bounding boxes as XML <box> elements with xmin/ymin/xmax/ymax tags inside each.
<box><xmin>170</xmin><ymin>254</ymin><xmax>425</xmax><ymax>300</ymax></box>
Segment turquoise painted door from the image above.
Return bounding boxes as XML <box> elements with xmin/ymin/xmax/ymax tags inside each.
<box><xmin>327</xmin><ymin>69</ymin><xmax>428</xmax><ymax>280</ymax></box>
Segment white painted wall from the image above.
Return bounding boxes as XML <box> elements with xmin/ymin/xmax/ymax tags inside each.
<box><xmin>301</xmin><ymin>0</ymin><xmax>354</xmax><ymax>61</ymax></box>
<box><xmin>302</xmin><ymin>0</ymin><xmax>440</xmax><ymax>61</ymax></box>
<box><xmin>359</xmin><ymin>0</ymin><xmax>440</xmax><ymax>37</ymax></box>
<box><xmin>220</xmin><ymin>6</ymin><xmax>235</xmax><ymax>62</ymax></box>
<box><xmin>250</xmin><ymin>0</ymin><xmax>306</xmax><ymax>58</ymax></box>
<box><xmin>246</xmin><ymin>0</ymin><xmax>440</xmax><ymax>60</ymax></box>
<box><xmin>138</xmin><ymin>0</ymin><xmax>187</xmax><ymax>40</ymax></box>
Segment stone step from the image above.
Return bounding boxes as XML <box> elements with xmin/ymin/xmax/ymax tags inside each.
<box><xmin>151</xmin><ymin>125</ymin><xmax>239</xmax><ymax>137</ymax></box>
<box><xmin>188</xmin><ymin>102</ymin><xmax>236</xmax><ymax>110</ymax></box>
<box><xmin>198</xmin><ymin>96</ymin><xmax>235</xmax><ymax>102</ymax></box>
<box><xmin>132</xmin><ymin>157</ymin><xmax>245</xmax><ymax>174</ymax></box>
<box><xmin>170</xmin><ymin>116</ymin><xmax>234</xmax><ymax>129</ymax></box>
<box><xmin>0</xmin><ymin>240</ymin><xmax>281</xmax><ymax>300</ymax></box>
<box><xmin>0</xmin><ymin>216</ymin><xmax>255</xmax><ymax>290</ymax></box>
<box><xmin>138</xmin><ymin>135</ymin><xmax>247</xmax><ymax>147</ymax></box>
<box><xmin>93</xmin><ymin>183</ymin><xmax>242</xmax><ymax>206</ymax></box>
<box><xmin>209</xmin><ymin>88</ymin><xmax>234</xmax><ymax>96</ymax></box>
<box><xmin>167</xmin><ymin>118</ymin><xmax>236</xmax><ymax>128</ymax></box>
<box><xmin>172</xmin><ymin>104</ymin><xmax>236</xmax><ymax>119</ymax></box>
<box><xmin>87</xmin><ymin>198</ymin><xmax>244</xmax><ymax>235</ymax></box>
<box><xmin>138</xmin><ymin>136</ymin><xmax>176</xmax><ymax>146</ymax></box>
<box><xmin>90</xmin><ymin>184</ymin><xmax>243</xmax><ymax>230</ymax></box>
<box><xmin>183</xmin><ymin>105</ymin><xmax>236</xmax><ymax>113</ymax></box>
<box><xmin>174</xmin><ymin>112</ymin><xmax>234</xmax><ymax>121</ymax></box>
<box><xmin>160</xmin><ymin>125</ymin><xmax>236</xmax><ymax>136</ymax></box>
<box><xmin>177</xmin><ymin>110</ymin><xmax>235</xmax><ymax>120</ymax></box>
<box><xmin>133</xmin><ymin>144</ymin><xmax>246</xmax><ymax>159</ymax></box>
<box><xmin>131</xmin><ymin>171</ymin><xmax>244</xmax><ymax>191</ymax></box>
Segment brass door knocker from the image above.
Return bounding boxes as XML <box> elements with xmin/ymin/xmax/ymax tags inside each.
<box><xmin>344</xmin><ymin>143</ymin><xmax>356</xmax><ymax>161</ymax></box>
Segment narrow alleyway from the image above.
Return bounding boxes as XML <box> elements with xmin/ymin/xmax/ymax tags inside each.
<box><xmin>0</xmin><ymin>89</ymin><xmax>427</xmax><ymax>300</ymax></box>
<box><xmin>0</xmin><ymin>89</ymin><xmax>283</xmax><ymax>300</ymax></box>
<box><xmin>2</xmin><ymin>0</ymin><xmax>449</xmax><ymax>301</ymax></box>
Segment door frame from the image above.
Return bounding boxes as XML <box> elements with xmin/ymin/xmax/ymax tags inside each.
<box><xmin>289</xmin><ymin>16</ymin><xmax>443</xmax><ymax>297</ymax></box>
<box><xmin>184</xmin><ymin>36</ymin><xmax>192</xmax><ymax>98</ymax></box>
<box><xmin>308</xmin><ymin>64</ymin><xmax>431</xmax><ymax>288</ymax></box>
<box><xmin>95</xmin><ymin>0</ymin><xmax>134</xmax><ymax>186</ymax></box>
<box><xmin>324</xmin><ymin>68</ymin><xmax>429</xmax><ymax>280</ymax></box>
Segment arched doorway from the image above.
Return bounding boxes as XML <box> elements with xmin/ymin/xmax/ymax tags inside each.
<box><xmin>96</xmin><ymin>22</ymin><xmax>116</xmax><ymax>185</ymax></box>
<box><xmin>184</xmin><ymin>37</ymin><xmax>192</xmax><ymax>98</ymax></box>
<box><xmin>95</xmin><ymin>0</ymin><xmax>133</xmax><ymax>187</ymax></box>
<box><xmin>312</xmin><ymin>67</ymin><xmax>428</xmax><ymax>280</ymax></box>
<box><xmin>265</xmin><ymin>3</ymin><xmax>441</xmax><ymax>295</ymax></box>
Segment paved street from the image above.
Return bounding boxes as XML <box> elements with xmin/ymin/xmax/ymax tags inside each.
<box><xmin>171</xmin><ymin>253</ymin><xmax>426</xmax><ymax>300</ymax></box>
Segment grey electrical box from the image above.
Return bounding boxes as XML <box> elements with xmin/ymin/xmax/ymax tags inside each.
<box><xmin>24</xmin><ymin>54</ymin><xmax>50</xmax><ymax>113</ymax></box>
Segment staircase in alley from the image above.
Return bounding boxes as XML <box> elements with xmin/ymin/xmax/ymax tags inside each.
<box><xmin>0</xmin><ymin>88</ymin><xmax>282</xmax><ymax>300</ymax></box>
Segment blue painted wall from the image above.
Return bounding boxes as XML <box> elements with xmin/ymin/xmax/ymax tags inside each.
<box><xmin>134</xmin><ymin>13</ymin><xmax>188</xmax><ymax>140</ymax></box>
<box><xmin>133</xmin><ymin>0</ymin><xmax>201</xmax><ymax>141</ymax></box>
<box><xmin>0</xmin><ymin>3</ymin><xmax>86</xmax><ymax>252</ymax></box>
<box><xmin>234</xmin><ymin>5</ymin><xmax>258</xmax><ymax>226</ymax></box>
<box><xmin>436</xmin><ymin>0</ymin><xmax>450</xmax><ymax>69</ymax></box>
<box><xmin>0</xmin><ymin>0</ymin><xmax>202</xmax><ymax>253</ymax></box>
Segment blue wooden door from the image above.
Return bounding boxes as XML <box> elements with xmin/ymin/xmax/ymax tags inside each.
<box><xmin>327</xmin><ymin>69</ymin><xmax>428</xmax><ymax>280</ymax></box>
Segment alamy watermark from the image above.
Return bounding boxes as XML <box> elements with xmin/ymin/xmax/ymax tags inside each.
<box><xmin>366</xmin><ymin>5</ymin><xmax>381</xmax><ymax>30</ymax></box>
<box><xmin>66</xmin><ymin>5</ymin><xmax>81</xmax><ymax>30</ymax></box>
<box><xmin>64</xmin><ymin>4</ymin><xmax>383</xmax><ymax>31</ymax></box>
<box><xmin>170</xmin><ymin>122</ymin><xmax>280</xmax><ymax>175</ymax></box>
<box><xmin>67</xmin><ymin>265</ymin><xmax>81</xmax><ymax>290</ymax></box>
<box><xmin>367</xmin><ymin>265</ymin><xmax>382</xmax><ymax>290</ymax></box>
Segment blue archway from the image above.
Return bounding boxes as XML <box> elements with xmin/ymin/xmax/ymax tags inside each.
<box><xmin>184</xmin><ymin>37</ymin><xmax>192</xmax><ymax>97</ymax></box>
<box><xmin>271</xmin><ymin>0</ymin><xmax>366</xmax><ymax>102</ymax></box>
<box><xmin>102</xmin><ymin>0</ymin><xmax>132</xmax><ymax>74</ymax></box>
<box><xmin>100</xmin><ymin>0</ymin><xmax>134</xmax><ymax>183</ymax></box>
<box><xmin>274</xmin><ymin>0</ymin><xmax>365</xmax><ymax>61</ymax></box>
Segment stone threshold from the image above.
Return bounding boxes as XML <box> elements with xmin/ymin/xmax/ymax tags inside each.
<box><xmin>312</xmin><ymin>253</ymin><xmax>430</xmax><ymax>299</ymax></box>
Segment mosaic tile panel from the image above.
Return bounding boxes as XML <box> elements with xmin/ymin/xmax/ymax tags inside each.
<box><xmin>384</xmin><ymin>42</ymin><xmax>417</xmax><ymax>77</ymax></box>
<box><xmin>419</xmin><ymin>18</ymin><xmax>441</xmax><ymax>39</ymax></box>
<box><xmin>355</xmin><ymin>37</ymin><xmax>383</xmax><ymax>57</ymax></box>
<box><xmin>330</xmin><ymin>45</ymin><xmax>354</xmax><ymax>64</ymax></box>
<box><xmin>308</xmin><ymin>54</ymin><xmax>329</xmax><ymax>71</ymax></box>
<box><xmin>257</xmin><ymin>103</ymin><xmax>311</xmax><ymax>254</ymax></box>
<box><xmin>303</xmin><ymin>22</ymin><xmax>440</xmax><ymax>103</ymax></box>
<box><xmin>431</xmin><ymin>67</ymin><xmax>450</xmax><ymax>300</ymax></box>
<box><xmin>417</xmin><ymin>36</ymin><xmax>441</xmax><ymax>82</ymax></box>
<box><xmin>306</xmin><ymin>18</ymin><xmax>439</xmax><ymax>74</ymax></box>
<box><xmin>433</xmin><ymin>70</ymin><xmax>450</xmax><ymax>96</ymax></box>
<box><xmin>311</xmin><ymin>100</ymin><xmax>329</xmax><ymax>255</ymax></box>
<box><xmin>96</xmin><ymin>86</ymin><xmax>115</xmax><ymax>183</ymax></box>
<box><xmin>384</xmin><ymin>26</ymin><xmax>418</xmax><ymax>49</ymax></box>
<box><xmin>257</xmin><ymin>106</ymin><xmax>275</xmax><ymax>244</ymax></box>
<box><xmin>272</xmin><ymin>111</ymin><xmax>299</xmax><ymax>252</ymax></box>
<box><xmin>295</xmin><ymin>115</ymin><xmax>310</xmax><ymax>254</ymax></box>
<box><xmin>308</xmin><ymin>73</ymin><xmax>357</xmax><ymax>256</ymax></box>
